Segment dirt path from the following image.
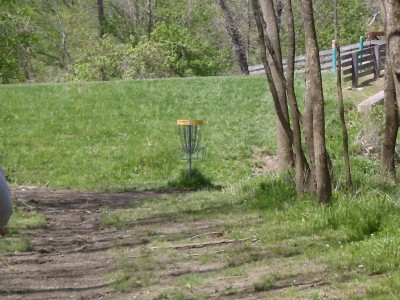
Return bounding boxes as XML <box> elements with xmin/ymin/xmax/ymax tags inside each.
<box><xmin>0</xmin><ymin>188</ymin><xmax>361</xmax><ymax>299</ymax></box>
<box><xmin>1</xmin><ymin>188</ymin><xmax>170</xmax><ymax>300</ymax></box>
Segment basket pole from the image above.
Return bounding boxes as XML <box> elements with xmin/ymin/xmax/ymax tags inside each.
<box><xmin>188</xmin><ymin>124</ymin><xmax>192</xmax><ymax>178</ymax></box>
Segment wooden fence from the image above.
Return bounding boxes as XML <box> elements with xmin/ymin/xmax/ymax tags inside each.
<box><xmin>341</xmin><ymin>41</ymin><xmax>386</xmax><ymax>88</ymax></box>
<box><xmin>249</xmin><ymin>40</ymin><xmax>386</xmax><ymax>88</ymax></box>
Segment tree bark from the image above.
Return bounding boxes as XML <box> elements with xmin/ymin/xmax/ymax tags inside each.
<box><xmin>380</xmin><ymin>0</ymin><xmax>400</xmax><ymax>178</ymax></box>
<box><xmin>258</xmin><ymin>0</ymin><xmax>294</xmax><ymax>169</ymax></box>
<box><xmin>97</xmin><ymin>0</ymin><xmax>105</xmax><ymax>38</ymax></box>
<box><xmin>252</xmin><ymin>0</ymin><xmax>293</xmax><ymax>148</ymax></box>
<box><xmin>334</xmin><ymin>0</ymin><xmax>352</xmax><ymax>188</ymax></box>
<box><xmin>134</xmin><ymin>0</ymin><xmax>140</xmax><ymax>28</ymax></box>
<box><xmin>284</xmin><ymin>0</ymin><xmax>309</xmax><ymax>191</ymax></box>
<box><xmin>303</xmin><ymin>0</ymin><xmax>331</xmax><ymax>204</ymax></box>
<box><xmin>216</xmin><ymin>0</ymin><xmax>249</xmax><ymax>75</ymax></box>
<box><xmin>54</xmin><ymin>0</ymin><xmax>70</xmax><ymax>70</ymax></box>
<box><xmin>20</xmin><ymin>18</ymin><xmax>32</xmax><ymax>81</ymax></box>
<box><xmin>146</xmin><ymin>0</ymin><xmax>152</xmax><ymax>38</ymax></box>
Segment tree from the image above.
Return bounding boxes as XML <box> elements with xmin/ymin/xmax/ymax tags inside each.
<box><xmin>261</xmin><ymin>0</ymin><xmax>294</xmax><ymax>170</ymax></box>
<box><xmin>252</xmin><ymin>0</ymin><xmax>332</xmax><ymax>204</ymax></box>
<box><xmin>146</xmin><ymin>0</ymin><xmax>152</xmax><ymax>38</ymax></box>
<box><xmin>302</xmin><ymin>0</ymin><xmax>331</xmax><ymax>204</ymax></box>
<box><xmin>98</xmin><ymin>0</ymin><xmax>105</xmax><ymax>38</ymax></box>
<box><xmin>380</xmin><ymin>0</ymin><xmax>400</xmax><ymax>178</ymax></box>
<box><xmin>334</xmin><ymin>0</ymin><xmax>352</xmax><ymax>188</ymax></box>
<box><xmin>215</xmin><ymin>0</ymin><xmax>249</xmax><ymax>75</ymax></box>
<box><xmin>0</xmin><ymin>1</ymin><xmax>33</xmax><ymax>83</ymax></box>
<box><xmin>284</xmin><ymin>0</ymin><xmax>308</xmax><ymax>192</ymax></box>
<box><xmin>252</xmin><ymin>0</ymin><xmax>294</xmax><ymax>171</ymax></box>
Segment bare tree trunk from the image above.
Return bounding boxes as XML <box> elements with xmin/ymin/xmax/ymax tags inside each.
<box><xmin>97</xmin><ymin>0</ymin><xmax>106</xmax><ymax>80</ymax></box>
<box><xmin>380</xmin><ymin>0</ymin><xmax>400</xmax><ymax>178</ymax></box>
<box><xmin>381</xmin><ymin>60</ymin><xmax>398</xmax><ymax>177</ymax></box>
<box><xmin>259</xmin><ymin>0</ymin><xmax>293</xmax><ymax>169</ymax></box>
<box><xmin>54</xmin><ymin>0</ymin><xmax>70</xmax><ymax>70</ymax></box>
<box><xmin>303</xmin><ymin>0</ymin><xmax>331</xmax><ymax>204</ymax></box>
<box><xmin>216</xmin><ymin>0</ymin><xmax>249</xmax><ymax>75</ymax></box>
<box><xmin>285</xmin><ymin>0</ymin><xmax>309</xmax><ymax>192</ymax></box>
<box><xmin>246</xmin><ymin>0</ymin><xmax>251</xmax><ymax>62</ymax></box>
<box><xmin>146</xmin><ymin>0</ymin><xmax>152</xmax><ymax>38</ymax></box>
<box><xmin>20</xmin><ymin>18</ymin><xmax>32</xmax><ymax>81</ymax></box>
<box><xmin>275</xmin><ymin>0</ymin><xmax>283</xmax><ymax>28</ymax></box>
<box><xmin>97</xmin><ymin>0</ymin><xmax>105</xmax><ymax>38</ymax></box>
<box><xmin>252</xmin><ymin>0</ymin><xmax>293</xmax><ymax>148</ymax></box>
<box><xmin>132</xmin><ymin>0</ymin><xmax>140</xmax><ymax>28</ymax></box>
<box><xmin>334</xmin><ymin>0</ymin><xmax>352</xmax><ymax>188</ymax></box>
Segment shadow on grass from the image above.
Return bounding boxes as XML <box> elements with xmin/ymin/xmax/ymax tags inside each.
<box><xmin>167</xmin><ymin>168</ymin><xmax>222</xmax><ymax>191</ymax></box>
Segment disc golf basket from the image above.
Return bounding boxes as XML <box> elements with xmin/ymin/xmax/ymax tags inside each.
<box><xmin>177</xmin><ymin>119</ymin><xmax>206</xmax><ymax>178</ymax></box>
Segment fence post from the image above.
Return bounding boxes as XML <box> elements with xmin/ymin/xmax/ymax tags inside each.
<box><xmin>351</xmin><ymin>52</ymin><xmax>359</xmax><ymax>88</ymax></box>
<box><xmin>372</xmin><ymin>46</ymin><xmax>380</xmax><ymax>78</ymax></box>
<box><xmin>332</xmin><ymin>40</ymin><xmax>337</xmax><ymax>72</ymax></box>
<box><xmin>358</xmin><ymin>36</ymin><xmax>364</xmax><ymax>66</ymax></box>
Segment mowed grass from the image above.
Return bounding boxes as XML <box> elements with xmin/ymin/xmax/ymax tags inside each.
<box><xmin>0</xmin><ymin>74</ymin><xmax>381</xmax><ymax>191</ymax></box>
<box><xmin>0</xmin><ymin>76</ymin><xmax>278</xmax><ymax>191</ymax></box>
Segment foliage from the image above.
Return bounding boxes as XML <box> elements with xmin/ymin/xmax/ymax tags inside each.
<box><xmin>0</xmin><ymin>1</ymin><xmax>34</xmax><ymax>83</ymax></box>
<box><xmin>284</xmin><ymin>0</ymin><xmax>373</xmax><ymax>55</ymax></box>
<box><xmin>0</xmin><ymin>0</ymin><xmax>378</xmax><ymax>83</ymax></box>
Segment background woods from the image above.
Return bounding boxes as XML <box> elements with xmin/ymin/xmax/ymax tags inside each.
<box><xmin>0</xmin><ymin>0</ymin><xmax>375</xmax><ymax>83</ymax></box>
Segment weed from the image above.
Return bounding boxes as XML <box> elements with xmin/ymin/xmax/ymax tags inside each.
<box><xmin>110</xmin><ymin>252</ymin><xmax>161</xmax><ymax>292</ymax></box>
<box><xmin>0</xmin><ymin>237</ymin><xmax>34</xmax><ymax>253</ymax></box>
<box><xmin>225</xmin><ymin>244</ymin><xmax>264</xmax><ymax>267</ymax></box>
<box><xmin>253</xmin><ymin>274</ymin><xmax>277</xmax><ymax>291</ymax></box>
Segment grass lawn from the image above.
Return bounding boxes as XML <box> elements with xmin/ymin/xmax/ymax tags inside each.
<box><xmin>0</xmin><ymin>76</ymin><xmax>279</xmax><ymax>191</ymax></box>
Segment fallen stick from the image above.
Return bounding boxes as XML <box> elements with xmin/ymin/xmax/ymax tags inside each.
<box><xmin>152</xmin><ymin>237</ymin><xmax>258</xmax><ymax>250</ymax></box>
<box><xmin>186</xmin><ymin>249</ymin><xmax>226</xmax><ymax>257</ymax></box>
<box><xmin>188</xmin><ymin>231</ymin><xmax>224</xmax><ymax>240</ymax></box>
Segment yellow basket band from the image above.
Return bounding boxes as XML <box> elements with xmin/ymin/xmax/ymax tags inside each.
<box><xmin>177</xmin><ymin>120</ymin><xmax>204</xmax><ymax>126</ymax></box>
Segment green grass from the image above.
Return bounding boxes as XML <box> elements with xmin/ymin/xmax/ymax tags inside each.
<box><xmin>0</xmin><ymin>206</ymin><xmax>46</xmax><ymax>253</ymax></box>
<box><xmin>0</xmin><ymin>76</ymin><xmax>277</xmax><ymax>191</ymax></box>
<box><xmin>104</xmin><ymin>172</ymin><xmax>400</xmax><ymax>296</ymax></box>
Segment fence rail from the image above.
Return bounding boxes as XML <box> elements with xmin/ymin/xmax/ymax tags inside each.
<box><xmin>249</xmin><ymin>40</ymin><xmax>386</xmax><ymax>85</ymax></box>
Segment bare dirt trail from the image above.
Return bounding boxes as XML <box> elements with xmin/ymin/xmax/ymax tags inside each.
<box><xmin>1</xmin><ymin>188</ymin><xmax>170</xmax><ymax>300</ymax></box>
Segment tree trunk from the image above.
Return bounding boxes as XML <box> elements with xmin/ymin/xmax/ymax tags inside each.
<box><xmin>275</xmin><ymin>0</ymin><xmax>283</xmax><ymax>28</ymax></box>
<box><xmin>97</xmin><ymin>0</ymin><xmax>106</xmax><ymax>80</ymax></box>
<box><xmin>54</xmin><ymin>0</ymin><xmax>70</xmax><ymax>71</ymax></box>
<box><xmin>303</xmin><ymin>0</ymin><xmax>331</xmax><ymax>204</ymax></box>
<box><xmin>134</xmin><ymin>0</ymin><xmax>140</xmax><ymax>28</ymax></box>
<box><xmin>216</xmin><ymin>0</ymin><xmax>249</xmax><ymax>75</ymax></box>
<box><xmin>334</xmin><ymin>0</ymin><xmax>352</xmax><ymax>188</ymax></box>
<box><xmin>146</xmin><ymin>0</ymin><xmax>152</xmax><ymax>38</ymax></box>
<box><xmin>21</xmin><ymin>19</ymin><xmax>32</xmax><ymax>81</ymax></box>
<box><xmin>259</xmin><ymin>0</ymin><xmax>294</xmax><ymax>169</ymax></box>
<box><xmin>381</xmin><ymin>59</ymin><xmax>398</xmax><ymax>177</ymax></box>
<box><xmin>97</xmin><ymin>0</ymin><xmax>105</xmax><ymax>38</ymax></box>
<box><xmin>252</xmin><ymin>0</ymin><xmax>293</xmax><ymax>149</ymax></box>
<box><xmin>285</xmin><ymin>0</ymin><xmax>309</xmax><ymax>191</ymax></box>
<box><xmin>380</xmin><ymin>0</ymin><xmax>400</xmax><ymax>178</ymax></box>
